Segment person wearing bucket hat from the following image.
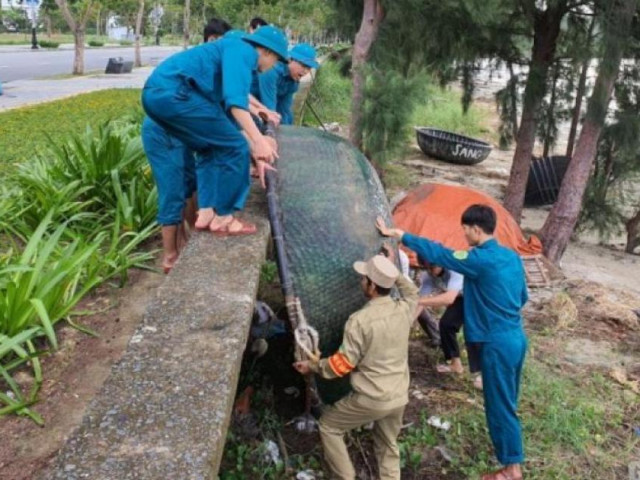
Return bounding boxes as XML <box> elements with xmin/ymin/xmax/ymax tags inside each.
<box><xmin>142</xmin><ymin>25</ymin><xmax>288</xmax><ymax>238</ymax></box>
<box><xmin>293</xmin><ymin>251</ymin><xmax>418</xmax><ymax>480</ymax></box>
<box><xmin>139</xmin><ymin>18</ymin><xmax>235</xmax><ymax>274</ymax></box>
<box><xmin>256</xmin><ymin>42</ymin><xmax>319</xmax><ymax>125</ymax></box>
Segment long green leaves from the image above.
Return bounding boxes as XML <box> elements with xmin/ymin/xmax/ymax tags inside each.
<box><xmin>0</xmin><ymin>118</ymin><xmax>158</xmax><ymax>422</ymax></box>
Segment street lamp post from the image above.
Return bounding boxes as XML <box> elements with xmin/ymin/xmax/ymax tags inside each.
<box><xmin>150</xmin><ymin>4</ymin><xmax>164</xmax><ymax>47</ymax></box>
<box><xmin>26</xmin><ymin>0</ymin><xmax>40</xmax><ymax>50</ymax></box>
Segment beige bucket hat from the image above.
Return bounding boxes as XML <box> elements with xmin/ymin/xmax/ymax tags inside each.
<box><xmin>353</xmin><ymin>255</ymin><xmax>399</xmax><ymax>289</ymax></box>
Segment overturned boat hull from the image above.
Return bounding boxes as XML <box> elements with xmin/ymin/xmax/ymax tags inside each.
<box><xmin>269</xmin><ymin>126</ymin><xmax>394</xmax><ymax>404</ymax></box>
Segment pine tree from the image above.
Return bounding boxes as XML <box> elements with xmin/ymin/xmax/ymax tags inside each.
<box><xmin>578</xmin><ymin>63</ymin><xmax>640</xmax><ymax>253</ymax></box>
<box><xmin>503</xmin><ymin>0</ymin><xmax>573</xmax><ymax>222</ymax></box>
<box><xmin>540</xmin><ymin>0</ymin><xmax>638</xmax><ymax>263</ymax></box>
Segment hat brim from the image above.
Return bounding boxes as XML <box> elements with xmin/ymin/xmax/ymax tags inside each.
<box><xmin>353</xmin><ymin>261</ymin><xmax>368</xmax><ymax>277</ymax></box>
<box><xmin>291</xmin><ymin>56</ymin><xmax>319</xmax><ymax>69</ymax></box>
<box><xmin>244</xmin><ymin>37</ymin><xmax>289</xmax><ymax>62</ymax></box>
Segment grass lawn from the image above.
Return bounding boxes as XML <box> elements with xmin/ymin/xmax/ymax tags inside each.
<box><xmin>0</xmin><ymin>89</ymin><xmax>142</xmax><ymax>170</ymax></box>
<box><xmin>0</xmin><ymin>33</ymin><xmax>110</xmax><ymax>45</ymax></box>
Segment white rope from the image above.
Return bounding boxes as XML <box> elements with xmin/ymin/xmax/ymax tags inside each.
<box><xmin>287</xmin><ymin>298</ymin><xmax>320</xmax><ymax>363</ymax></box>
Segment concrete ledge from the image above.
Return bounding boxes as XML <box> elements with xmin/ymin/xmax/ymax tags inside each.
<box><xmin>40</xmin><ymin>190</ymin><xmax>269</xmax><ymax>480</ymax></box>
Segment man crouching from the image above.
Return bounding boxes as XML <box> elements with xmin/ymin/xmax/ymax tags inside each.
<box><xmin>293</xmin><ymin>251</ymin><xmax>418</xmax><ymax>480</ymax></box>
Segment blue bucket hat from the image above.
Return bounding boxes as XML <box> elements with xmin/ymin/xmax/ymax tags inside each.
<box><xmin>244</xmin><ymin>25</ymin><xmax>289</xmax><ymax>62</ymax></box>
<box><xmin>224</xmin><ymin>29</ymin><xmax>247</xmax><ymax>40</ymax></box>
<box><xmin>289</xmin><ymin>43</ymin><xmax>319</xmax><ymax>69</ymax></box>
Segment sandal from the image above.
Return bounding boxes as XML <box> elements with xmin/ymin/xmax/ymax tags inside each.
<box><xmin>210</xmin><ymin>217</ymin><xmax>257</xmax><ymax>237</ymax></box>
<box><xmin>436</xmin><ymin>364</ymin><xmax>463</xmax><ymax>374</ymax></box>
<box><xmin>481</xmin><ymin>468</ymin><xmax>522</xmax><ymax>480</ymax></box>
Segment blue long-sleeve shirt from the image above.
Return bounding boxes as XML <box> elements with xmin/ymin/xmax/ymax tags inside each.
<box><xmin>402</xmin><ymin>234</ymin><xmax>528</xmax><ymax>343</ymax></box>
<box><xmin>144</xmin><ymin>37</ymin><xmax>258</xmax><ymax>112</ymax></box>
<box><xmin>257</xmin><ymin>61</ymin><xmax>299</xmax><ymax>124</ymax></box>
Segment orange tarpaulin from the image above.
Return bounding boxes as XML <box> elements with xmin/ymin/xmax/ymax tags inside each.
<box><xmin>393</xmin><ymin>183</ymin><xmax>543</xmax><ymax>265</ymax></box>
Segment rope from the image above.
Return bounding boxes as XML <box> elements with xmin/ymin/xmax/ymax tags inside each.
<box><xmin>286</xmin><ymin>297</ymin><xmax>320</xmax><ymax>363</ymax></box>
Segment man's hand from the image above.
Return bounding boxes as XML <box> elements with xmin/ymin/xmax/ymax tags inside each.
<box><xmin>293</xmin><ymin>361</ymin><xmax>311</xmax><ymax>375</ymax></box>
<box><xmin>376</xmin><ymin>217</ymin><xmax>404</xmax><ymax>239</ymax></box>
<box><xmin>265</xmin><ymin>135</ymin><xmax>278</xmax><ymax>153</ymax></box>
<box><xmin>257</xmin><ymin>109</ymin><xmax>282</xmax><ymax>127</ymax></box>
<box><xmin>251</xmin><ymin>134</ymin><xmax>279</xmax><ymax>164</ymax></box>
<box><xmin>255</xmin><ymin>160</ymin><xmax>277</xmax><ymax>189</ymax></box>
<box><xmin>265</xmin><ymin>109</ymin><xmax>282</xmax><ymax>127</ymax></box>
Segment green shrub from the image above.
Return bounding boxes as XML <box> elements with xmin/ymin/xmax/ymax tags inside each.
<box><xmin>119</xmin><ymin>40</ymin><xmax>133</xmax><ymax>46</ymax></box>
<box><xmin>38</xmin><ymin>40</ymin><xmax>59</xmax><ymax>49</ymax></box>
<box><xmin>0</xmin><ymin>117</ymin><xmax>158</xmax><ymax>422</ymax></box>
<box><xmin>88</xmin><ymin>40</ymin><xmax>104</xmax><ymax>47</ymax></box>
<box><xmin>0</xmin><ymin>213</ymin><xmax>103</xmax><ymax>423</ymax></box>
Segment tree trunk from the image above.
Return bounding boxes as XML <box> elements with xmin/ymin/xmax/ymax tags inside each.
<box><xmin>46</xmin><ymin>15</ymin><xmax>52</xmax><ymax>38</ymax></box>
<box><xmin>543</xmin><ymin>60</ymin><xmax>560</xmax><ymax>158</ymax></box>
<box><xmin>73</xmin><ymin>29</ymin><xmax>86</xmax><ymax>75</ymax></box>
<box><xmin>134</xmin><ymin>0</ymin><xmax>145</xmax><ymax>67</ymax></box>
<box><xmin>625</xmin><ymin>208</ymin><xmax>640</xmax><ymax>254</ymax></box>
<box><xmin>95</xmin><ymin>7</ymin><xmax>100</xmax><ymax>37</ymax></box>
<box><xmin>540</xmin><ymin>0</ymin><xmax>636</xmax><ymax>264</ymax></box>
<box><xmin>55</xmin><ymin>0</ymin><xmax>93</xmax><ymax>75</ymax></box>
<box><xmin>503</xmin><ymin>4</ymin><xmax>566</xmax><ymax>222</ymax></box>
<box><xmin>566</xmin><ymin>15</ymin><xmax>596</xmax><ymax>159</ymax></box>
<box><xmin>183</xmin><ymin>0</ymin><xmax>190</xmax><ymax>49</ymax></box>
<box><xmin>508</xmin><ymin>62</ymin><xmax>518</xmax><ymax>141</ymax></box>
<box><xmin>349</xmin><ymin>0</ymin><xmax>384</xmax><ymax>150</ymax></box>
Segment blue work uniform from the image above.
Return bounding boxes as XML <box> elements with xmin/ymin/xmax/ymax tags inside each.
<box><xmin>141</xmin><ymin>117</ymin><xmax>196</xmax><ymax>225</ymax></box>
<box><xmin>402</xmin><ymin>234</ymin><xmax>528</xmax><ymax>466</ymax></box>
<box><xmin>258</xmin><ymin>61</ymin><xmax>299</xmax><ymax>125</ymax></box>
<box><xmin>141</xmin><ymin>37</ymin><xmax>257</xmax><ymax>216</ymax></box>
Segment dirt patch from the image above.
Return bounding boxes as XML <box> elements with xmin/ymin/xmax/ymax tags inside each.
<box><xmin>0</xmin><ymin>268</ymin><xmax>163</xmax><ymax>480</ymax></box>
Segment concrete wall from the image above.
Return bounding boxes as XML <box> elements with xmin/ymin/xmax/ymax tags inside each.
<box><xmin>40</xmin><ymin>190</ymin><xmax>270</xmax><ymax>480</ymax></box>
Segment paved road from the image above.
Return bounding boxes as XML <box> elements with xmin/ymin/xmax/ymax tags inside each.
<box><xmin>0</xmin><ymin>45</ymin><xmax>181</xmax><ymax>83</ymax></box>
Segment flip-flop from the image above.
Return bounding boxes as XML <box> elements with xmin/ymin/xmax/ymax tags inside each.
<box><xmin>211</xmin><ymin>217</ymin><xmax>257</xmax><ymax>237</ymax></box>
<box><xmin>481</xmin><ymin>468</ymin><xmax>522</xmax><ymax>480</ymax></box>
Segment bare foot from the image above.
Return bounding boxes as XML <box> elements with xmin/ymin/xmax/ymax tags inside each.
<box><xmin>481</xmin><ymin>465</ymin><xmax>522</xmax><ymax>480</ymax></box>
<box><xmin>162</xmin><ymin>252</ymin><xmax>179</xmax><ymax>274</ymax></box>
<box><xmin>195</xmin><ymin>208</ymin><xmax>215</xmax><ymax>230</ymax></box>
<box><xmin>436</xmin><ymin>364</ymin><xmax>464</xmax><ymax>374</ymax></box>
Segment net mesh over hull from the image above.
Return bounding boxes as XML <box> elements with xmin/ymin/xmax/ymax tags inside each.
<box><xmin>272</xmin><ymin>126</ymin><xmax>394</xmax><ymax>403</ymax></box>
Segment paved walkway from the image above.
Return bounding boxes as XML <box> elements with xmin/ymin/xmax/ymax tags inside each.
<box><xmin>0</xmin><ymin>67</ymin><xmax>152</xmax><ymax>111</ymax></box>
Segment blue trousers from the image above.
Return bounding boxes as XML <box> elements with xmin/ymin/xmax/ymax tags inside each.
<box><xmin>142</xmin><ymin>117</ymin><xmax>196</xmax><ymax>225</ymax></box>
<box><xmin>481</xmin><ymin>331</ymin><xmax>527</xmax><ymax>465</ymax></box>
<box><xmin>142</xmin><ymin>85</ymin><xmax>249</xmax><ymax>216</ymax></box>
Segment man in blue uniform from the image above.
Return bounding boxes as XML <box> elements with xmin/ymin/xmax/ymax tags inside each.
<box><xmin>142</xmin><ymin>26</ymin><xmax>288</xmax><ymax>236</ymax></box>
<box><xmin>142</xmin><ymin>18</ymin><xmax>234</xmax><ymax>273</ymax></box>
<box><xmin>204</xmin><ymin>17</ymin><xmax>231</xmax><ymax>42</ymax></box>
<box><xmin>376</xmin><ymin>205</ymin><xmax>527</xmax><ymax>480</ymax></box>
<box><xmin>257</xmin><ymin>43</ymin><xmax>319</xmax><ymax>125</ymax></box>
